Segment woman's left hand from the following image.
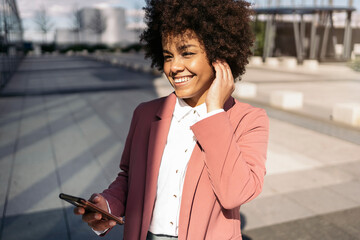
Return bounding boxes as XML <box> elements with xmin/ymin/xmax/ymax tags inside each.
<box><xmin>206</xmin><ymin>61</ymin><xmax>235</xmax><ymax>112</ymax></box>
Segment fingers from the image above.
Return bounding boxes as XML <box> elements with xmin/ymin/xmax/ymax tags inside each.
<box><xmin>73</xmin><ymin>193</ymin><xmax>114</xmax><ymax>232</ymax></box>
<box><xmin>82</xmin><ymin>211</ymin><xmax>116</xmax><ymax>231</ymax></box>
<box><xmin>74</xmin><ymin>206</ymin><xmax>85</xmax><ymax>215</ymax></box>
<box><xmin>212</xmin><ymin>60</ymin><xmax>233</xmax><ymax>83</ymax></box>
<box><xmin>89</xmin><ymin>193</ymin><xmax>101</xmax><ymax>203</ymax></box>
<box><xmin>82</xmin><ymin>212</ymin><xmax>102</xmax><ymax>222</ymax></box>
<box><xmin>89</xmin><ymin>219</ymin><xmax>116</xmax><ymax>231</ymax></box>
<box><xmin>212</xmin><ymin>61</ymin><xmax>223</xmax><ymax>81</ymax></box>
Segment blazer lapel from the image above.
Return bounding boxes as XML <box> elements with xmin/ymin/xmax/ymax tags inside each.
<box><xmin>141</xmin><ymin>93</ymin><xmax>176</xmax><ymax>239</ymax></box>
<box><xmin>178</xmin><ymin>140</ymin><xmax>205</xmax><ymax>239</ymax></box>
<box><xmin>178</xmin><ymin>96</ymin><xmax>235</xmax><ymax>239</ymax></box>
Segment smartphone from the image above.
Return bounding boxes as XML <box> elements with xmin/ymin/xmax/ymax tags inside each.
<box><xmin>59</xmin><ymin>193</ymin><xmax>124</xmax><ymax>225</ymax></box>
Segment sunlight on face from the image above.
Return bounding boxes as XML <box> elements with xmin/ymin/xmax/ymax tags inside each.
<box><xmin>162</xmin><ymin>30</ymin><xmax>215</xmax><ymax>107</ymax></box>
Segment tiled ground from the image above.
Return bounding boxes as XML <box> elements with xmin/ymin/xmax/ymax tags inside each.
<box><xmin>0</xmin><ymin>55</ymin><xmax>359</xmax><ymax>240</ymax></box>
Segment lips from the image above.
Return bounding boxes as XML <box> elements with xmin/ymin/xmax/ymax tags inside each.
<box><xmin>173</xmin><ymin>76</ymin><xmax>194</xmax><ymax>84</ymax></box>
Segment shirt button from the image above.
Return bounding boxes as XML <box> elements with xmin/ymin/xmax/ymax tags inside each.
<box><xmin>185</xmin><ymin>149</ymin><xmax>188</xmax><ymax>152</ymax></box>
<box><xmin>173</xmin><ymin>194</ymin><xmax>177</xmax><ymax>198</ymax></box>
<box><xmin>176</xmin><ymin>170</ymin><xmax>179</xmax><ymax>173</ymax></box>
<box><xmin>193</xmin><ymin>110</ymin><xmax>196</xmax><ymax>114</ymax></box>
<box><xmin>170</xmin><ymin>222</ymin><xmax>174</xmax><ymax>225</ymax></box>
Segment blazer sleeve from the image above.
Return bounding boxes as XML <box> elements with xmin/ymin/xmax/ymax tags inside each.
<box><xmin>191</xmin><ymin>107</ymin><xmax>269</xmax><ymax>209</ymax></box>
<box><xmin>100</xmin><ymin>105</ymin><xmax>141</xmax><ymax>217</ymax></box>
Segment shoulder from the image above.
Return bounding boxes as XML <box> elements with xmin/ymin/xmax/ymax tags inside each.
<box><xmin>229</xmin><ymin>98</ymin><xmax>269</xmax><ymax>129</ymax></box>
<box><xmin>231</xmin><ymin>99</ymin><xmax>267</xmax><ymax>117</ymax></box>
<box><xmin>132</xmin><ymin>95</ymin><xmax>169</xmax><ymax>119</ymax></box>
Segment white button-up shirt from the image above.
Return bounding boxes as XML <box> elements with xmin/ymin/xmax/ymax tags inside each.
<box><xmin>148</xmin><ymin>98</ymin><xmax>223</xmax><ymax>236</ymax></box>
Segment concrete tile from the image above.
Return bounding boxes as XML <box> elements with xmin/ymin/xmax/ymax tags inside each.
<box><xmin>269</xmin><ymin>118</ymin><xmax>360</xmax><ymax>166</ymax></box>
<box><xmin>266</xmin><ymin>166</ymin><xmax>354</xmax><ymax>194</ymax></box>
<box><xmin>0</xmin><ymin>122</ymin><xmax>18</xmax><ymax>163</ymax></box>
<box><xmin>337</xmin><ymin>160</ymin><xmax>360</xmax><ymax>180</ymax></box>
<box><xmin>56</xmin><ymin>149</ymin><xmax>109</xmax><ymax>197</ymax></box>
<box><xmin>18</xmin><ymin>115</ymin><xmax>49</xmax><ymax>145</ymax></box>
<box><xmin>266</xmin><ymin>144</ymin><xmax>322</xmax><ymax>175</ymax></box>
<box><xmin>50</xmin><ymin>124</ymin><xmax>89</xmax><ymax>163</ymax></box>
<box><xmin>0</xmin><ymin>120</ymin><xmax>19</xmax><ymax>146</ymax></box>
<box><xmin>96</xmin><ymin>143</ymin><xmax>124</xmax><ymax>182</ymax></box>
<box><xmin>7</xmin><ymin>139</ymin><xmax>61</xmax><ymax>215</ymax></box>
<box><xmin>21</xmin><ymin>96</ymin><xmax>44</xmax><ymax>116</ymax></box>
<box><xmin>0</xmin><ymin>154</ymin><xmax>12</xmax><ymax>214</ymax></box>
<box><xmin>76</xmin><ymin>114</ymin><xmax>111</xmax><ymax>147</ymax></box>
<box><xmin>2</xmin><ymin>208</ymin><xmax>69</xmax><ymax>240</ymax></box>
<box><xmin>66</xmin><ymin>97</ymin><xmax>89</xmax><ymax>114</ymax></box>
<box><xmin>241</xmin><ymin>194</ymin><xmax>313</xmax><ymax>230</ymax></box>
<box><xmin>322</xmin><ymin>206</ymin><xmax>360</xmax><ymax>239</ymax></box>
<box><xmin>243</xmin><ymin>209</ymin><xmax>357</xmax><ymax>240</ymax></box>
<box><xmin>286</xmin><ymin>187</ymin><xmax>359</xmax><ymax>215</ymax></box>
<box><xmin>44</xmin><ymin>95</ymin><xmax>76</xmax><ymax>115</ymax></box>
<box><xmin>326</xmin><ymin>180</ymin><xmax>360</xmax><ymax>204</ymax></box>
<box><xmin>0</xmin><ymin>97</ymin><xmax>23</xmax><ymax>116</ymax></box>
<box><xmin>256</xmin><ymin>177</ymin><xmax>278</xmax><ymax>199</ymax></box>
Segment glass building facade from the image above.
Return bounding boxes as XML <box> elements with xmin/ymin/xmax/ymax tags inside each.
<box><xmin>0</xmin><ymin>0</ymin><xmax>23</xmax><ymax>88</ymax></box>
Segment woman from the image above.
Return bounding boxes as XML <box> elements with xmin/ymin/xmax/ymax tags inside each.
<box><xmin>75</xmin><ymin>0</ymin><xmax>269</xmax><ymax>239</ymax></box>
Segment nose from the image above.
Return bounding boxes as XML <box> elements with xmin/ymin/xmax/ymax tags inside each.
<box><xmin>169</xmin><ymin>57</ymin><xmax>184</xmax><ymax>76</ymax></box>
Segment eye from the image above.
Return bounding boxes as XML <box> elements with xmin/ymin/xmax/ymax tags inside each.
<box><xmin>182</xmin><ymin>52</ymin><xmax>194</xmax><ymax>57</ymax></box>
<box><xmin>163</xmin><ymin>55</ymin><xmax>172</xmax><ymax>61</ymax></box>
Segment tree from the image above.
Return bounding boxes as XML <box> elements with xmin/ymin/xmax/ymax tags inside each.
<box><xmin>87</xmin><ymin>9</ymin><xmax>106</xmax><ymax>44</ymax></box>
<box><xmin>70</xmin><ymin>5</ymin><xmax>82</xmax><ymax>43</ymax></box>
<box><xmin>33</xmin><ymin>6</ymin><xmax>54</xmax><ymax>43</ymax></box>
<box><xmin>132</xmin><ymin>3</ymin><xmax>144</xmax><ymax>38</ymax></box>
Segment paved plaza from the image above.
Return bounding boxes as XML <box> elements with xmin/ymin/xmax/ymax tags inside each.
<box><xmin>0</xmin><ymin>55</ymin><xmax>359</xmax><ymax>240</ymax></box>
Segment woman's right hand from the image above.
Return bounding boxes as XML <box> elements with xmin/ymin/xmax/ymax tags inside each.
<box><xmin>73</xmin><ymin>193</ymin><xmax>116</xmax><ymax>232</ymax></box>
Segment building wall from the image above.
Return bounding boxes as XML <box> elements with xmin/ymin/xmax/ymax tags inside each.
<box><xmin>55</xmin><ymin>7</ymin><xmax>140</xmax><ymax>46</ymax></box>
<box><xmin>0</xmin><ymin>0</ymin><xmax>23</xmax><ymax>88</ymax></box>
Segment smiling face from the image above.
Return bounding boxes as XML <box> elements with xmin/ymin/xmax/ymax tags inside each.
<box><xmin>162</xmin><ymin>31</ymin><xmax>215</xmax><ymax>107</ymax></box>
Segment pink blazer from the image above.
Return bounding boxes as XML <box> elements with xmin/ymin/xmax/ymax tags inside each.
<box><xmin>101</xmin><ymin>93</ymin><xmax>269</xmax><ymax>240</ymax></box>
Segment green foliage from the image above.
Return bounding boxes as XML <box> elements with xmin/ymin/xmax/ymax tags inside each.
<box><xmin>349</xmin><ymin>58</ymin><xmax>360</xmax><ymax>72</ymax></box>
<box><xmin>41</xmin><ymin>43</ymin><xmax>56</xmax><ymax>52</ymax></box>
<box><xmin>121</xmin><ymin>43</ymin><xmax>143</xmax><ymax>53</ymax></box>
<box><xmin>57</xmin><ymin>43</ymin><xmax>143</xmax><ymax>54</ymax></box>
<box><xmin>251</xmin><ymin>20</ymin><xmax>265</xmax><ymax>56</ymax></box>
<box><xmin>58</xmin><ymin>44</ymin><xmax>108</xmax><ymax>53</ymax></box>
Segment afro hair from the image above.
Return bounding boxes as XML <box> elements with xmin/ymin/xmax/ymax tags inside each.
<box><xmin>140</xmin><ymin>0</ymin><xmax>254</xmax><ymax>80</ymax></box>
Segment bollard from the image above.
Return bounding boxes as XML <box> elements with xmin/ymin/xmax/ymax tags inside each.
<box><xmin>332</xmin><ymin>103</ymin><xmax>360</xmax><ymax>127</ymax></box>
<box><xmin>270</xmin><ymin>91</ymin><xmax>303</xmax><ymax>109</ymax></box>
<box><xmin>249</xmin><ymin>56</ymin><xmax>263</xmax><ymax>66</ymax></box>
<box><xmin>233</xmin><ymin>82</ymin><xmax>257</xmax><ymax>98</ymax></box>
<box><xmin>281</xmin><ymin>57</ymin><xmax>298</xmax><ymax>69</ymax></box>
<box><xmin>303</xmin><ymin>60</ymin><xmax>319</xmax><ymax>71</ymax></box>
<box><xmin>265</xmin><ymin>57</ymin><xmax>280</xmax><ymax>67</ymax></box>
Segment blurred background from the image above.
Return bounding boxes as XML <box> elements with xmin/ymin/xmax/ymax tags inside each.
<box><xmin>0</xmin><ymin>0</ymin><xmax>360</xmax><ymax>239</ymax></box>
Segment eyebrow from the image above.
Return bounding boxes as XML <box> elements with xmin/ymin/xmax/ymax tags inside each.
<box><xmin>178</xmin><ymin>44</ymin><xmax>197</xmax><ymax>51</ymax></box>
<box><xmin>162</xmin><ymin>44</ymin><xmax>198</xmax><ymax>54</ymax></box>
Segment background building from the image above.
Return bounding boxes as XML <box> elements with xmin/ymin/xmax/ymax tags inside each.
<box><xmin>0</xmin><ymin>0</ymin><xmax>23</xmax><ymax>88</ymax></box>
<box><xmin>252</xmin><ymin>0</ymin><xmax>360</xmax><ymax>62</ymax></box>
<box><xmin>55</xmin><ymin>7</ymin><xmax>142</xmax><ymax>46</ymax></box>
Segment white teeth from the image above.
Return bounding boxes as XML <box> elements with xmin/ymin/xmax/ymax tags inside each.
<box><xmin>174</xmin><ymin>76</ymin><xmax>192</xmax><ymax>83</ymax></box>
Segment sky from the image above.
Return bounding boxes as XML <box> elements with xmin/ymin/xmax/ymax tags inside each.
<box><xmin>17</xmin><ymin>0</ymin><xmax>360</xmax><ymax>42</ymax></box>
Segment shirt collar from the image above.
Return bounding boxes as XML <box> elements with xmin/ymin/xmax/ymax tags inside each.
<box><xmin>173</xmin><ymin>98</ymin><xmax>207</xmax><ymax>122</ymax></box>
